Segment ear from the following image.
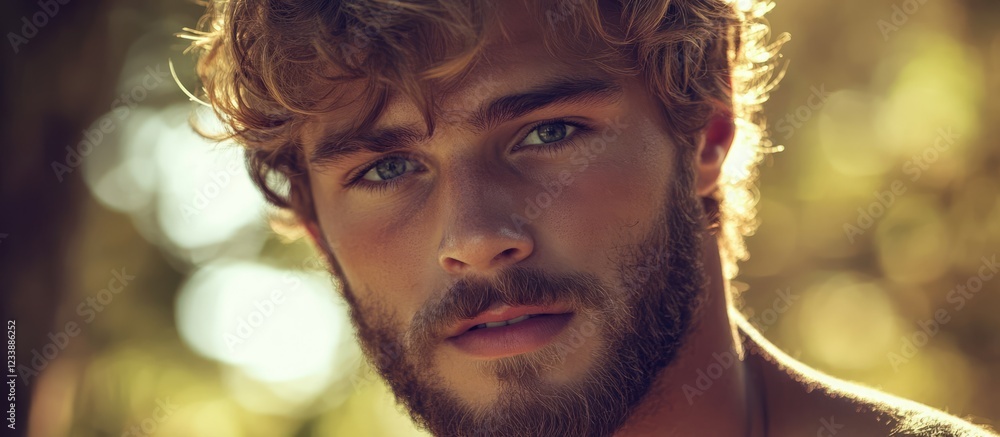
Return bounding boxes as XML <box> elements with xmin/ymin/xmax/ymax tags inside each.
<box><xmin>695</xmin><ymin>110</ymin><xmax>736</xmax><ymax>197</ymax></box>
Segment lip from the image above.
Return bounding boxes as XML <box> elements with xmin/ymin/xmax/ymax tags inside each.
<box><xmin>446</xmin><ymin>305</ymin><xmax>572</xmax><ymax>338</ymax></box>
<box><xmin>445</xmin><ymin>304</ymin><xmax>574</xmax><ymax>359</ymax></box>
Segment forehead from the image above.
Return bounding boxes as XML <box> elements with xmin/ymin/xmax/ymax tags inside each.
<box><xmin>301</xmin><ymin>1</ymin><xmax>621</xmax><ymax>145</ymax></box>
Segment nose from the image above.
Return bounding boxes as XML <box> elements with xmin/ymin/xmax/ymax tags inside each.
<box><xmin>437</xmin><ymin>179</ymin><xmax>535</xmax><ymax>275</ymax></box>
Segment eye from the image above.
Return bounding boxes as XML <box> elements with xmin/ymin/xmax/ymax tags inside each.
<box><xmin>360</xmin><ymin>156</ymin><xmax>419</xmax><ymax>182</ymax></box>
<box><xmin>521</xmin><ymin>122</ymin><xmax>578</xmax><ymax>146</ymax></box>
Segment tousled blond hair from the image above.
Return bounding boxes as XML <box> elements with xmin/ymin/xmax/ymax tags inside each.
<box><xmin>187</xmin><ymin>0</ymin><xmax>786</xmax><ymax>281</ymax></box>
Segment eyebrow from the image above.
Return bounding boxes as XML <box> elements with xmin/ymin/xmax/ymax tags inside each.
<box><xmin>308</xmin><ymin>75</ymin><xmax>623</xmax><ymax>166</ymax></box>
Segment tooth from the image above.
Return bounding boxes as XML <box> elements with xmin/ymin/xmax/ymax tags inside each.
<box><xmin>468</xmin><ymin>314</ymin><xmax>541</xmax><ymax>332</ymax></box>
<box><xmin>506</xmin><ymin>315</ymin><xmax>530</xmax><ymax>325</ymax></box>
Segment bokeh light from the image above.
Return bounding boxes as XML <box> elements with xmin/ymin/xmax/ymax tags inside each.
<box><xmin>8</xmin><ymin>0</ymin><xmax>998</xmax><ymax>435</ymax></box>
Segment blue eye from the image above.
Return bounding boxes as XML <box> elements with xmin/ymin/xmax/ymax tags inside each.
<box><xmin>345</xmin><ymin>155</ymin><xmax>423</xmax><ymax>194</ymax></box>
<box><xmin>522</xmin><ymin>122</ymin><xmax>578</xmax><ymax>146</ymax></box>
<box><xmin>361</xmin><ymin>156</ymin><xmax>418</xmax><ymax>182</ymax></box>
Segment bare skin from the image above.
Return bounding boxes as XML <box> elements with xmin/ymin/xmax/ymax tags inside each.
<box><xmin>298</xmin><ymin>2</ymin><xmax>996</xmax><ymax>436</ymax></box>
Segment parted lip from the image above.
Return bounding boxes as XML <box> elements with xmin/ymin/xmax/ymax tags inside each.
<box><xmin>445</xmin><ymin>304</ymin><xmax>573</xmax><ymax>339</ymax></box>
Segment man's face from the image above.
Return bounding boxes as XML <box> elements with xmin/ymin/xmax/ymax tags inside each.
<box><xmin>303</xmin><ymin>7</ymin><xmax>709</xmax><ymax>436</ymax></box>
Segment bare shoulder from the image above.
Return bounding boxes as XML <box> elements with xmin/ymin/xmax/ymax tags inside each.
<box><xmin>812</xmin><ymin>383</ymin><xmax>999</xmax><ymax>437</ymax></box>
<box><xmin>846</xmin><ymin>389</ymin><xmax>999</xmax><ymax>437</ymax></box>
<box><xmin>735</xmin><ymin>317</ymin><xmax>998</xmax><ymax>437</ymax></box>
<box><xmin>888</xmin><ymin>409</ymin><xmax>999</xmax><ymax>437</ymax></box>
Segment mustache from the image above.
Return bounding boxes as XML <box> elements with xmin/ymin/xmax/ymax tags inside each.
<box><xmin>409</xmin><ymin>266</ymin><xmax>608</xmax><ymax>342</ymax></box>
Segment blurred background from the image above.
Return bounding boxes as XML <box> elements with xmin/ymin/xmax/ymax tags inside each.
<box><xmin>1</xmin><ymin>0</ymin><xmax>998</xmax><ymax>435</ymax></box>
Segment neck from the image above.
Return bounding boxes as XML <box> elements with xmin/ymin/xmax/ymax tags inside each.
<box><xmin>615</xmin><ymin>231</ymin><xmax>765</xmax><ymax>437</ymax></box>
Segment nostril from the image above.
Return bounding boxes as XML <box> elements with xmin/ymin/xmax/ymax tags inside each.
<box><xmin>443</xmin><ymin>257</ymin><xmax>466</xmax><ymax>272</ymax></box>
<box><xmin>494</xmin><ymin>248</ymin><xmax>519</xmax><ymax>263</ymax></box>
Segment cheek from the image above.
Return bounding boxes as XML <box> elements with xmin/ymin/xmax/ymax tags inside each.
<box><xmin>312</xmin><ymin>184</ymin><xmax>436</xmax><ymax>317</ymax></box>
<box><xmin>536</xmin><ymin>137</ymin><xmax>673</xmax><ymax>275</ymax></box>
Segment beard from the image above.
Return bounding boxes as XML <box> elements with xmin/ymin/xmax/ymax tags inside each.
<box><xmin>327</xmin><ymin>155</ymin><xmax>707</xmax><ymax>437</ymax></box>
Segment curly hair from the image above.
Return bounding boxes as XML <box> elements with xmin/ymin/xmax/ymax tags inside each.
<box><xmin>186</xmin><ymin>0</ymin><xmax>786</xmax><ymax>281</ymax></box>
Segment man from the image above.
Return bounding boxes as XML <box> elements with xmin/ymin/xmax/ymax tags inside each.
<box><xmin>189</xmin><ymin>0</ymin><xmax>997</xmax><ymax>435</ymax></box>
